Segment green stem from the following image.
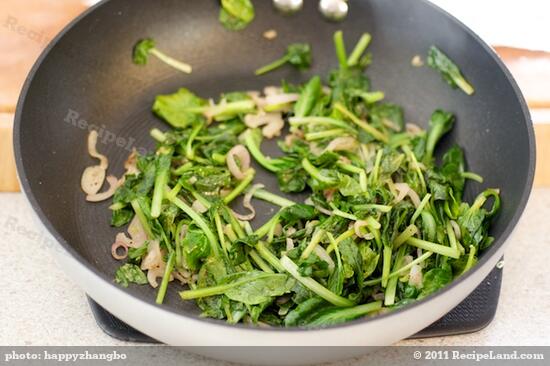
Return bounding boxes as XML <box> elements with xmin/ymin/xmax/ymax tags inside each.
<box><xmin>150</xmin><ymin>128</ymin><xmax>167</xmax><ymax>143</ymax></box>
<box><xmin>347</xmin><ymin>33</ymin><xmax>372</xmax><ymax>67</ymax></box>
<box><xmin>255</xmin><ymin>213</ymin><xmax>281</xmax><ymax>238</ymax></box>
<box><xmin>381</xmin><ymin>246</ymin><xmax>392</xmax><ymax>288</ymax></box>
<box><xmin>393</xmin><ymin>224</ymin><xmax>418</xmax><ymax>248</ymax></box>
<box><xmin>280</xmin><ymin>256</ymin><xmax>354</xmax><ymax>307</ymax></box>
<box><xmin>334</xmin><ymin>103</ymin><xmax>388</xmax><ymax>143</ymax></box>
<box><xmin>223</xmin><ymin>169</ymin><xmax>255</xmax><ymax>204</ymax></box>
<box><xmin>461</xmin><ymin>171</ymin><xmax>484</xmax><ymax>183</ymax></box>
<box><xmin>406</xmin><ymin>237</ymin><xmax>459</xmax><ymax>258</ymax></box>
<box><xmin>333</xmin><ymin>30</ymin><xmax>348</xmax><ymax>70</ymax></box>
<box><xmin>130</xmin><ymin>199</ymin><xmax>154</xmax><ymax>239</ymax></box>
<box><xmin>359</xmin><ymin>91</ymin><xmax>384</xmax><ymax>104</ymax></box>
<box><xmin>180</xmin><ymin>273</ymin><xmax>273</xmax><ymax>300</ymax></box>
<box><xmin>410</xmin><ymin>193</ymin><xmax>432</xmax><ymax>224</ymax></box>
<box><xmin>155</xmin><ymin>252</ymin><xmax>175</xmax><ymax>304</ymax></box>
<box><xmin>256</xmin><ymin>242</ymin><xmax>285</xmax><ymax>272</ymax></box>
<box><xmin>255</xmin><ymin>55</ymin><xmax>290</xmax><ymax>75</ymax></box>
<box><xmin>185</xmin><ymin>122</ymin><xmax>203</xmax><ymax>160</ymax></box>
<box><xmin>165</xmin><ymin>187</ymin><xmax>220</xmax><ymax>257</ymax></box>
<box><xmin>302</xmin><ymin>158</ymin><xmax>336</xmax><ymax>185</ymax></box>
<box><xmin>252</xmin><ymin>189</ymin><xmax>296</xmax><ymax>207</ymax></box>
<box><xmin>307</xmin><ymin>301</ymin><xmax>382</xmax><ymax>326</ymax></box>
<box><xmin>354</xmin><ymin>204</ymin><xmax>392</xmax><ymax>213</ymax></box>
<box><xmin>289</xmin><ymin>116</ymin><xmax>355</xmax><ymax>131</ymax></box>
<box><xmin>305</xmin><ymin>129</ymin><xmax>350</xmax><ymax>141</ymax></box>
<box><xmin>243</xmin><ymin>129</ymin><xmax>282</xmax><ymax>172</ymax></box>
<box><xmin>151</xmin><ymin>150</ymin><xmax>173</xmax><ymax>219</ymax></box>
<box><xmin>384</xmin><ymin>246</ymin><xmax>406</xmax><ymax>306</ymax></box>
<box><xmin>150</xmin><ymin>48</ymin><xmax>192</xmax><ymax>74</ymax></box>
<box><xmin>300</xmin><ymin>229</ymin><xmax>326</xmax><ymax>259</ymax></box>
<box><xmin>213</xmin><ymin>211</ymin><xmax>229</xmax><ymax>256</ymax></box>
<box><xmin>249</xmin><ymin>249</ymin><xmax>274</xmax><ymax>273</ymax></box>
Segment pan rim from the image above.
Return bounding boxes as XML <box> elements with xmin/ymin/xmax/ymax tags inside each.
<box><xmin>13</xmin><ymin>0</ymin><xmax>536</xmax><ymax>334</ymax></box>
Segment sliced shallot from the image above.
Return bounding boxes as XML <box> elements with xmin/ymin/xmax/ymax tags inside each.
<box><xmin>81</xmin><ymin>165</ymin><xmax>106</xmax><ymax>195</ymax></box>
<box><xmin>354</xmin><ymin>220</ymin><xmax>375</xmax><ymax>240</ymax></box>
<box><xmin>86</xmin><ymin>175</ymin><xmax>123</xmax><ymax>202</ymax></box>
<box><xmin>87</xmin><ymin>130</ymin><xmax>108</xmax><ymax>169</ymax></box>
<box><xmin>226</xmin><ymin>144</ymin><xmax>251</xmax><ymax>180</ymax></box>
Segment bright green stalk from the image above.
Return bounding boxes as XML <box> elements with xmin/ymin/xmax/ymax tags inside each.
<box><xmin>151</xmin><ymin>149</ymin><xmax>173</xmax><ymax>219</ymax></box>
<box><xmin>187</xmin><ymin>100</ymin><xmax>256</xmax><ymax>119</ymax></box>
<box><xmin>329</xmin><ymin>203</ymin><xmax>358</xmax><ymax>220</ymax></box>
<box><xmin>305</xmin><ymin>129</ymin><xmax>350</xmax><ymax>141</ymax></box>
<box><xmin>446</xmin><ymin>221</ymin><xmax>458</xmax><ymax>252</ymax></box>
<box><xmin>149</xmin><ymin>48</ymin><xmax>192</xmax><ymax>73</ymax></box>
<box><xmin>381</xmin><ymin>246</ymin><xmax>392</xmax><ymax>288</ymax></box>
<box><xmin>255</xmin><ymin>55</ymin><xmax>290</xmax><ymax>75</ymax></box>
<box><xmin>420</xmin><ymin>211</ymin><xmax>437</xmax><ymax>241</ymax></box>
<box><xmin>333</xmin><ymin>30</ymin><xmax>348</xmax><ymax>70</ymax></box>
<box><xmin>347</xmin><ymin>33</ymin><xmax>372</xmax><ymax>67</ymax></box>
<box><xmin>302</xmin><ymin>158</ymin><xmax>337</xmax><ymax>185</ymax></box>
<box><xmin>326</xmin><ymin>229</ymin><xmax>355</xmax><ymax>254</ymax></box>
<box><xmin>252</xmin><ymin>189</ymin><xmax>296</xmax><ymax>208</ymax></box>
<box><xmin>185</xmin><ymin>122</ymin><xmax>203</xmax><ymax>160</ymax></box>
<box><xmin>266</xmin><ymin>215</ymin><xmax>279</xmax><ymax>244</ymax></box>
<box><xmin>255</xmin><ymin>213</ymin><xmax>281</xmax><ymax>238</ymax></box>
<box><xmin>165</xmin><ymin>187</ymin><xmax>220</xmax><ymax>257</ymax></box>
<box><xmin>334</xmin><ymin>102</ymin><xmax>388</xmax><ymax>143</ymax></box>
<box><xmin>358</xmin><ymin>91</ymin><xmax>384</xmax><ymax>104</ymax></box>
<box><xmin>406</xmin><ymin>237</ymin><xmax>459</xmax><ymax>259</ymax></box>
<box><xmin>213</xmin><ymin>211</ymin><xmax>229</xmax><ymax>255</ymax></box>
<box><xmin>461</xmin><ymin>245</ymin><xmax>477</xmax><ymax>275</ymax></box>
<box><xmin>256</xmin><ymin>242</ymin><xmax>285</xmax><ymax>272</ymax></box>
<box><xmin>242</xmin><ymin>129</ymin><xmax>282</xmax><ymax>172</ymax></box>
<box><xmin>307</xmin><ymin>301</ymin><xmax>382</xmax><ymax>326</ymax></box>
<box><xmin>130</xmin><ymin>199</ymin><xmax>154</xmax><ymax>239</ymax></box>
<box><xmin>401</xmin><ymin>144</ymin><xmax>426</xmax><ymax>192</ymax></box>
<box><xmin>365</xmin><ymin>250</ymin><xmax>433</xmax><ymax>286</ymax></box>
<box><xmin>393</xmin><ymin>224</ymin><xmax>418</xmax><ymax>248</ymax></box>
<box><xmin>370</xmin><ymin>149</ymin><xmax>383</xmax><ymax>184</ymax></box>
<box><xmin>156</xmin><ymin>252</ymin><xmax>175</xmax><ymax>304</ymax></box>
<box><xmin>249</xmin><ymin>249</ymin><xmax>274</xmax><ymax>273</ymax></box>
<box><xmin>461</xmin><ymin>171</ymin><xmax>484</xmax><ymax>183</ymax></box>
<box><xmin>280</xmin><ymin>256</ymin><xmax>354</xmax><ymax>307</ymax></box>
<box><xmin>225</xmin><ymin>207</ymin><xmax>246</xmax><ymax>239</ymax></box>
<box><xmin>301</xmin><ymin>229</ymin><xmax>326</xmax><ymax>260</ymax></box>
<box><xmin>289</xmin><ymin>116</ymin><xmax>355</xmax><ymax>131</ymax></box>
<box><xmin>354</xmin><ymin>204</ymin><xmax>392</xmax><ymax>213</ymax></box>
<box><xmin>150</xmin><ymin>128</ymin><xmax>167</xmax><ymax>143</ymax></box>
<box><xmin>384</xmin><ymin>246</ymin><xmax>406</xmax><ymax>306</ymax></box>
<box><xmin>180</xmin><ymin>272</ymin><xmax>274</xmax><ymax>300</ymax></box>
<box><xmin>223</xmin><ymin>169</ymin><xmax>255</xmax><ymax>204</ymax></box>
<box><xmin>410</xmin><ymin>193</ymin><xmax>432</xmax><ymax>224</ymax></box>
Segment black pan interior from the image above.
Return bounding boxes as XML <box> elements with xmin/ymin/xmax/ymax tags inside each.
<box><xmin>15</xmin><ymin>0</ymin><xmax>534</xmax><ymax>323</ymax></box>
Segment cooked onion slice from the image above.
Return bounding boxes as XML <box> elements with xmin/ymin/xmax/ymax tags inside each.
<box><xmin>394</xmin><ymin>182</ymin><xmax>421</xmax><ymax>207</ymax></box>
<box><xmin>141</xmin><ymin>240</ymin><xmax>162</xmax><ymax>271</ymax></box>
<box><xmin>227</xmin><ymin>145</ymin><xmax>251</xmax><ymax>180</ymax></box>
<box><xmin>128</xmin><ymin>215</ymin><xmax>148</xmax><ymax>244</ymax></box>
<box><xmin>124</xmin><ymin>149</ymin><xmax>139</xmax><ymax>176</ymax></box>
<box><xmin>86</xmin><ymin>175</ymin><xmax>122</xmax><ymax>202</ymax></box>
<box><xmin>408</xmin><ymin>264</ymin><xmax>423</xmax><ymax>288</ymax></box>
<box><xmin>81</xmin><ymin>165</ymin><xmax>106</xmax><ymax>195</ymax></box>
<box><xmin>87</xmin><ymin>130</ymin><xmax>108</xmax><ymax>169</ymax></box>
<box><xmin>111</xmin><ymin>241</ymin><xmax>128</xmax><ymax>260</ymax></box>
<box><xmin>354</xmin><ymin>220</ymin><xmax>375</xmax><ymax>240</ymax></box>
<box><xmin>192</xmin><ymin>200</ymin><xmax>208</xmax><ymax>214</ymax></box>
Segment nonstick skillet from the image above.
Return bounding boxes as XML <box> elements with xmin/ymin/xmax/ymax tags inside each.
<box><xmin>14</xmin><ymin>0</ymin><xmax>535</xmax><ymax>363</ymax></box>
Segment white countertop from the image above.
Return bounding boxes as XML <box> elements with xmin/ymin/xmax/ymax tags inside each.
<box><xmin>1</xmin><ymin>190</ymin><xmax>549</xmax><ymax>355</ymax></box>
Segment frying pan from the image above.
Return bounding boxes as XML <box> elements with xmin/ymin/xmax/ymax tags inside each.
<box><xmin>14</xmin><ymin>0</ymin><xmax>535</xmax><ymax>363</ymax></box>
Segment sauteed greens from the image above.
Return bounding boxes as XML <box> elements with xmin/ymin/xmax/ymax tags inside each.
<box><xmin>107</xmin><ymin>31</ymin><xmax>497</xmax><ymax>327</ymax></box>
